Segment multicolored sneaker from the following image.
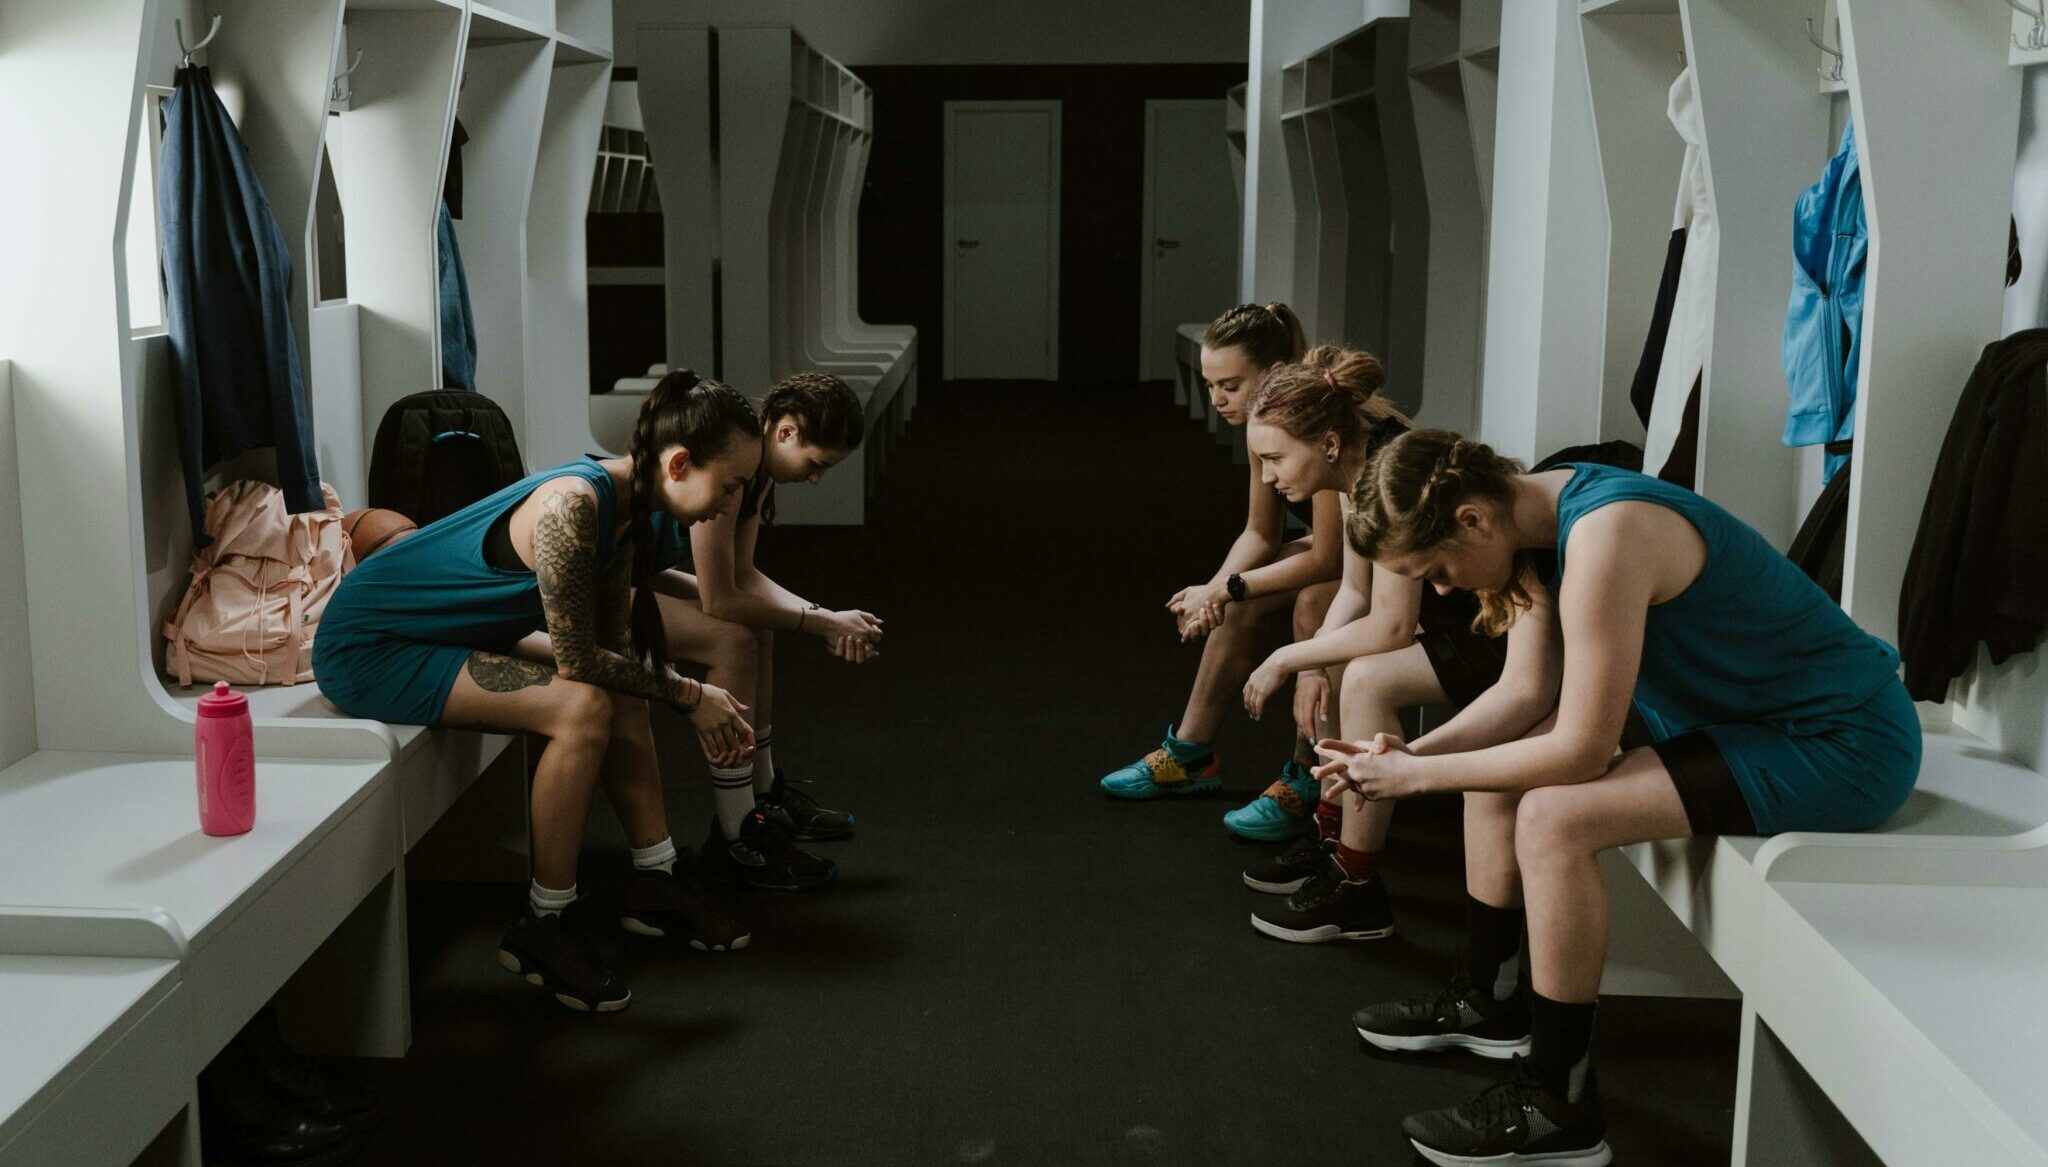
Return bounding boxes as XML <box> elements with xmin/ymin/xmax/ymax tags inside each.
<box><xmin>1221</xmin><ymin>760</ymin><xmax>1318</xmax><ymax>841</ymax></box>
<box><xmin>1099</xmin><ymin>728</ymin><xmax>1220</xmax><ymax>799</ymax></box>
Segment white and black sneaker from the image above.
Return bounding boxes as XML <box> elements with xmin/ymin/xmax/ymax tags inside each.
<box><xmin>700</xmin><ymin>811</ymin><xmax>838</xmax><ymax>892</ymax></box>
<box><xmin>1249</xmin><ymin>855</ymin><xmax>1393</xmax><ymax>942</ymax></box>
<box><xmin>1241</xmin><ymin>833</ymin><xmax>1330</xmax><ymax>895</ymax></box>
<box><xmin>496</xmin><ymin>906</ymin><xmax>631</xmax><ymax>1013</ymax></box>
<box><xmin>1355</xmin><ymin>970</ymin><xmax>1533</xmax><ymax>1059</ymax></box>
<box><xmin>1402</xmin><ymin>1056</ymin><xmax>1611</xmax><ymax>1167</ymax></box>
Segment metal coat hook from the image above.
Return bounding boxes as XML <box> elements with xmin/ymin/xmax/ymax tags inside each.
<box><xmin>1805</xmin><ymin>18</ymin><xmax>1845</xmax><ymax>83</ymax></box>
<box><xmin>331</xmin><ymin>49</ymin><xmax>364</xmax><ymax>103</ymax></box>
<box><xmin>176</xmin><ymin>15</ymin><xmax>221</xmax><ymax>68</ymax></box>
<box><xmin>2011</xmin><ymin>0</ymin><xmax>2048</xmax><ymax>52</ymax></box>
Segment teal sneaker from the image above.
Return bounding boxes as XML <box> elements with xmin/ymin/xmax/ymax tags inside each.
<box><xmin>1100</xmin><ymin>728</ymin><xmax>1221</xmax><ymax>799</ymax></box>
<box><xmin>1222</xmin><ymin>760</ymin><xmax>1318</xmax><ymax>841</ymax></box>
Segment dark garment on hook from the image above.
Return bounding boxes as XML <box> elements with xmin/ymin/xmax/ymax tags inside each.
<box><xmin>1788</xmin><ymin>451</ymin><xmax>1851</xmax><ymax>604</ymax></box>
<box><xmin>1630</xmin><ymin>229</ymin><xmax>1686</xmax><ymax>429</ymax></box>
<box><xmin>1898</xmin><ymin>330</ymin><xmax>2048</xmax><ymax>701</ymax></box>
<box><xmin>158</xmin><ymin>66</ymin><xmax>323</xmax><ymax>545</ymax></box>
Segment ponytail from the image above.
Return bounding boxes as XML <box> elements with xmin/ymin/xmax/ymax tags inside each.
<box><xmin>625</xmin><ymin>368</ymin><xmax>759</xmax><ymax>667</ymax></box>
<box><xmin>1347</xmin><ymin>429</ymin><xmax>1532</xmax><ymax>636</ymax></box>
<box><xmin>1204</xmin><ymin>301</ymin><xmax>1307</xmax><ymax>367</ymax></box>
<box><xmin>1247</xmin><ymin>343</ymin><xmax>1406</xmax><ymax>456</ymax></box>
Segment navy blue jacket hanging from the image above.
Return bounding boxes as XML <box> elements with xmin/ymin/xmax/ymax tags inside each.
<box><xmin>158</xmin><ymin>66</ymin><xmax>322</xmax><ymax>544</ymax></box>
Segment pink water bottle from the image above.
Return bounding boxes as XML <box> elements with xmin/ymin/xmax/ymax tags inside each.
<box><xmin>195</xmin><ymin>681</ymin><xmax>256</xmax><ymax>836</ymax></box>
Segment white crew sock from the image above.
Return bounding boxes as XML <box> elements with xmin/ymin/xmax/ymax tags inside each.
<box><xmin>751</xmin><ymin>728</ymin><xmax>776</xmax><ymax>796</ymax></box>
<box><xmin>710</xmin><ymin>763</ymin><xmax>756</xmax><ymax>839</ymax></box>
<box><xmin>629</xmin><ymin>836</ymin><xmax>678</xmax><ymax>875</ymax></box>
<box><xmin>528</xmin><ymin>880</ymin><xmax>577</xmax><ymax>918</ymax></box>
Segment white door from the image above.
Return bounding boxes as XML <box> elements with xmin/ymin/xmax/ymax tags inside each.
<box><xmin>944</xmin><ymin>101</ymin><xmax>1060</xmax><ymax>381</ymax></box>
<box><xmin>1140</xmin><ymin>99</ymin><xmax>1239</xmax><ymax>382</ymax></box>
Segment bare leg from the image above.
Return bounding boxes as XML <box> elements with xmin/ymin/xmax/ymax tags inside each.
<box><xmin>598</xmin><ymin>696</ymin><xmax>668</xmax><ymax>848</ymax></box>
<box><xmin>439</xmin><ymin>653</ymin><xmax>610</xmax><ymax>890</ymax></box>
<box><xmin>1336</xmin><ymin>643</ymin><xmax>1447</xmax><ymax>853</ymax></box>
<box><xmin>1514</xmin><ymin>750</ymin><xmax>1692</xmax><ymax>1002</ymax></box>
<box><xmin>1175</xmin><ymin>541</ymin><xmax>1315</xmax><ymax>744</ymax></box>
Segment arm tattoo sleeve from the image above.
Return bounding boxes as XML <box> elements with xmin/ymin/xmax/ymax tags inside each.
<box><xmin>533</xmin><ymin>487</ymin><xmax>690</xmax><ymax>706</ymax></box>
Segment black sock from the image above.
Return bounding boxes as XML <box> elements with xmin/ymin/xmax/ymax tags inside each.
<box><xmin>1529</xmin><ymin>993</ymin><xmax>1597</xmax><ymax>1101</ymax></box>
<box><xmin>1464</xmin><ymin>894</ymin><xmax>1525</xmax><ymax>1001</ymax></box>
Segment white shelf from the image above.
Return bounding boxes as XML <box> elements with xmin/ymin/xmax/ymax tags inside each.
<box><xmin>1580</xmin><ymin>0</ymin><xmax>1677</xmax><ymax>13</ymax></box>
<box><xmin>468</xmin><ymin>2</ymin><xmax>550</xmax><ymax>42</ymax></box>
<box><xmin>554</xmin><ymin>31</ymin><xmax>611</xmax><ymax>64</ymax></box>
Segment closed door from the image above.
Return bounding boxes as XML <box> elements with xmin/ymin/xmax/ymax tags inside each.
<box><xmin>1140</xmin><ymin>100</ymin><xmax>1239</xmax><ymax>381</ymax></box>
<box><xmin>944</xmin><ymin>101</ymin><xmax>1060</xmax><ymax>380</ymax></box>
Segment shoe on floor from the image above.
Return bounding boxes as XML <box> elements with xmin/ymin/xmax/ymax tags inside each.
<box><xmin>242</xmin><ymin>1005</ymin><xmax>382</xmax><ymax>1133</ymax></box>
<box><xmin>1354</xmin><ymin>969</ymin><xmax>1532</xmax><ymax>1059</ymax></box>
<box><xmin>1402</xmin><ymin>1057</ymin><xmax>1611</xmax><ymax>1167</ymax></box>
<box><xmin>497</xmin><ymin>907</ymin><xmax>631</xmax><ymax>1014</ymax></box>
<box><xmin>197</xmin><ymin>1061</ymin><xmax>361</xmax><ymax>1167</ymax></box>
<box><xmin>1222</xmin><ymin>760</ymin><xmax>1317</xmax><ymax>840</ymax></box>
<box><xmin>620</xmin><ymin>864</ymin><xmax>752</xmax><ymax>951</ymax></box>
<box><xmin>1249</xmin><ymin>854</ymin><xmax>1393</xmax><ymax>942</ymax></box>
<box><xmin>1099</xmin><ymin>730</ymin><xmax>1220</xmax><ymax>799</ymax></box>
<box><xmin>701</xmin><ymin>811</ymin><xmax>839</xmax><ymax>891</ymax></box>
<box><xmin>1242</xmin><ymin>832</ymin><xmax>1330</xmax><ymax>894</ymax></box>
<box><xmin>762</xmin><ymin>769</ymin><xmax>855</xmax><ymax>841</ymax></box>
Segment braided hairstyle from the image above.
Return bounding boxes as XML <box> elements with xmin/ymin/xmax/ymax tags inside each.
<box><xmin>1203</xmin><ymin>301</ymin><xmax>1307</xmax><ymax>367</ymax></box>
<box><xmin>755</xmin><ymin>371</ymin><xmax>862</xmax><ymax>525</ymax></box>
<box><xmin>625</xmin><ymin>368</ymin><xmax>759</xmax><ymax>668</ymax></box>
<box><xmin>1348</xmin><ymin>429</ymin><xmax>1533</xmax><ymax>636</ymax></box>
<box><xmin>1247</xmin><ymin>344</ymin><xmax>1407</xmax><ymax>457</ymax></box>
<box><xmin>763</xmin><ymin>371</ymin><xmax>864</xmax><ymax>452</ymax></box>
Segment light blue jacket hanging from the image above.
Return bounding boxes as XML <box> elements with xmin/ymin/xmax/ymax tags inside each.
<box><xmin>1781</xmin><ymin>123</ymin><xmax>1866</xmax><ymax>483</ymax></box>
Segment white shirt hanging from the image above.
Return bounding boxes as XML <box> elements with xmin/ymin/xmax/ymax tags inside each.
<box><xmin>1642</xmin><ymin>67</ymin><xmax>1717</xmax><ymax>479</ymax></box>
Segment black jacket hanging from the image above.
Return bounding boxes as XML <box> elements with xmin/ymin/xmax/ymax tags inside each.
<box><xmin>157</xmin><ymin>66</ymin><xmax>322</xmax><ymax>545</ymax></box>
<box><xmin>1788</xmin><ymin>451</ymin><xmax>1851</xmax><ymax>603</ymax></box>
<box><xmin>1898</xmin><ymin>329</ymin><xmax>2048</xmax><ymax>700</ymax></box>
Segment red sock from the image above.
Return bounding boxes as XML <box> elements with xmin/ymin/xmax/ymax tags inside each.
<box><xmin>1334</xmin><ymin>842</ymin><xmax>1379</xmax><ymax>881</ymax></box>
<box><xmin>1314</xmin><ymin>800</ymin><xmax>1342</xmax><ymax>842</ymax></box>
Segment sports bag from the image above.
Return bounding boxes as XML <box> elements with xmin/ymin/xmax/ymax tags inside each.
<box><xmin>163</xmin><ymin>480</ymin><xmax>355</xmax><ymax>687</ymax></box>
<box><xmin>366</xmin><ymin>389</ymin><xmax>526</xmax><ymax>529</ymax></box>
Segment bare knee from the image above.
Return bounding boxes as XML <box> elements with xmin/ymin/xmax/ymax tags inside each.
<box><xmin>1291</xmin><ymin>589</ymin><xmax>1322</xmax><ymax>641</ymax></box>
<box><xmin>1513</xmin><ymin>787</ymin><xmax>1584</xmax><ymax>869</ymax></box>
<box><xmin>1341</xmin><ymin>655</ymin><xmax>1392</xmax><ymax>711</ymax></box>
<box><xmin>546</xmin><ymin>682</ymin><xmax>613</xmax><ymax>747</ymax></box>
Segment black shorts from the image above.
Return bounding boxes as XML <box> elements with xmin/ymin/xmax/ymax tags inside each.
<box><xmin>1647</xmin><ymin>730</ymin><xmax>1759</xmax><ymax>836</ymax></box>
<box><xmin>1417</xmin><ymin>621</ymin><xmax>1507</xmax><ymax>710</ymax></box>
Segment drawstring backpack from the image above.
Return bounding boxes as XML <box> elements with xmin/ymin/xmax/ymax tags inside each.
<box><xmin>163</xmin><ymin>481</ymin><xmax>356</xmax><ymax>687</ymax></box>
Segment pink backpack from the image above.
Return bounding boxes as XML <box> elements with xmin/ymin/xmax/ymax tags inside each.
<box><xmin>163</xmin><ymin>481</ymin><xmax>356</xmax><ymax>687</ymax></box>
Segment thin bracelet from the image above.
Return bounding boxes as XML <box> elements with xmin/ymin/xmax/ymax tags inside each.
<box><xmin>796</xmin><ymin>607</ymin><xmax>807</xmax><ymax>633</ymax></box>
<box><xmin>679</xmin><ymin>677</ymin><xmax>701</xmax><ymax>711</ymax></box>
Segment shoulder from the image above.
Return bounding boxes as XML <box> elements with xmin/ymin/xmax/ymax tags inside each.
<box><xmin>529</xmin><ymin>476</ymin><xmax>601</xmax><ymax>526</ymax></box>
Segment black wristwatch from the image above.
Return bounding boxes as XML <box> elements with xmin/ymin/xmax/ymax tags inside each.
<box><xmin>1226</xmin><ymin>573</ymin><xmax>1247</xmax><ymax>603</ymax></box>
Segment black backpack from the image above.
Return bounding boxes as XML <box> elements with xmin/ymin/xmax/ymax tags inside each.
<box><xmin>367</xmin><ymin>389</ymin><xmax>526</xmax><ymax>528</ymax></box>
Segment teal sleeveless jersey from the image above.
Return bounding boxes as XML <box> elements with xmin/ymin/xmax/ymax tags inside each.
<box><xmin>313</xmin><ymin>458</ymin><xmax>627</xmax><ymax>724</ymax></box>
<box><xmin>1552</xmin><ymin>464</ymin><xmax>1902</xmax><ymax>739</ymax></box>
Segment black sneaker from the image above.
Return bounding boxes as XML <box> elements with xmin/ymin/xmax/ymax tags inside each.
<box><xmin>761</xmin><ymin>769</ymin><xmax>855</xmax><ymax>841</ymax></box>
<box><xmin>700</xmin><ymin>811</ymin><xmax>839</xmax><ymax>891</ymax></box>
<box><xmin>1355</xmin><ymin>970</ymin><xmax>1532</xmax><ymax>1059</ymax></box>
<box><xmin>1242</xmin><ymin>833</ymin><xmax>1331</xmax><ymax>894</ymax></box>
<box><xmin>1402</xmin><ymin>1056</ymin><xmax>1611</xmax><ymax>1167</ymax></box>
<box><xmin>496</xmin><ymin>907</ymin><xmax>631</xmax><ymax>1013</ymax></box>
<box><xmin>620</xmin><ymin>864</ymin><xmax>753</xmax><ymax>951</ymax></box>
<box><xmin>1249</xmin><ymin>855</ymin><xmax>1393</xmax><ymax>942</ymax></box>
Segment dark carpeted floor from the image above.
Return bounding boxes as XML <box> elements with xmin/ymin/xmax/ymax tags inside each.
<box><xmin>344</xmin><ymin>382</ymin><xmax>1738</xmax><ymax>1166</ymax></box>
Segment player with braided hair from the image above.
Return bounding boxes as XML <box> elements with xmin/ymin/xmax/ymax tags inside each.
<box><xmin>1319</xmin><ymin>428</ymin><xmax>1918</xmax><ymax>1167</ymax></box>
<box><xmin>314</xmin><ymin>370</ymin><xmax>764</xmax><ymax>1013</ymax></box>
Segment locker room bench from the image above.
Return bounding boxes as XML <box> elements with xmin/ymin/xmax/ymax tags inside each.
<box><xmin>0</xmin><ymin>694</ymin><xmax>522</xmax><ymax>1166</ymax></box>
<box><xmin>1620</xmin><ymin>717</ymin><xmax>2048</xmax><ymax>1165</ymax></box>
<box><xmin>0</xmin><ymin>949</ymin><xmax>187</xmax><ymax>1167</ymax></box>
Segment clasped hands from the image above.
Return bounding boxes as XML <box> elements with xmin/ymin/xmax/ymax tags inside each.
<box><xmin>1166</xmin><ymin>582</ymin><xmax>1230</xmax><ymax>642</ymax></box>
<box><xmin>1311</xmin><ymin>732</ymin><xmax>1425</xmax><ymax>801</ymax></box>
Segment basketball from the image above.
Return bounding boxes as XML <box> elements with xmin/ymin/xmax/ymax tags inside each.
<box><xmin>342</xmin><ymin>507</ymin><xmax>418</xmax><ymax>560</ymax></box>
